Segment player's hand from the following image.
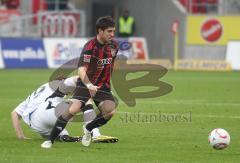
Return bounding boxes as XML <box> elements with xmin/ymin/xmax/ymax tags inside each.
<box><xmin>23</xmin><ymin>137</ymin><xmax>31</xmax><ymax>140</ymax></box>
<box><xmin>17</xmin><ymin>135</ymin><xmax>31</xmax><ymax>140</ymax></box>
<box><xmin>86</xmin><ymin>84</ymin><xmax>99</xmax><ymax>97</ymax></box>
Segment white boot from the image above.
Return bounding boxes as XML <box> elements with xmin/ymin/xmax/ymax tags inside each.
<box><xmin>82</xmin><ymin>125</ymin><xmax>92</xmax><ymax>147</ymax></box>
<box><xmin>41</xmin><ymin>140</ymin><xmax>52</xmax><ymax>149</ymax></box>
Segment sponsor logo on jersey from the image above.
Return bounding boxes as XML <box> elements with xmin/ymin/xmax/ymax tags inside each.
<box><xmin>97</xmin><ymin>58</ymin><xmax>112</xmax><ymax>66</ymax></box>
<box><xmin>83</xmin><ymin>54</ymin><xmax>91</xmax><ymax>63</ymax></box>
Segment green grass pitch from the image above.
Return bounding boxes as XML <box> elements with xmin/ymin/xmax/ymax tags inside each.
<box><xmin>0</xmin><ymin>69</ymin><xmax>240</xmax><ymax>163</ymax></box>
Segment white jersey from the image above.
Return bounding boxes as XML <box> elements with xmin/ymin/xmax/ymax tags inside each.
<box><xmin>14</xmin><ymin>77</ymin><xmax>77</xmax><ymax>136</ymax></box>
<box><xmin>14</xmin><ymin>83</ymin><xmax>55</xmax><ymax>125</ymax></box>
<box><xmin>28</xmin><ymin>99</ymin><xmax>69</xmax><ymax>137</ymax></box>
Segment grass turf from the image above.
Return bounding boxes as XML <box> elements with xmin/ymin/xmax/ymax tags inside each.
<box><xmin>0</xmin><ymin>69</ymin><xmax>240</xmax><ymax>162</ymax></box>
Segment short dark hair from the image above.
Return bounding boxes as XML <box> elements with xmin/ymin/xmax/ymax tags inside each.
<box><xmin>96</xmin><ymin>16</ymin><xmax>115</xmax><ymax>33</ymax></box>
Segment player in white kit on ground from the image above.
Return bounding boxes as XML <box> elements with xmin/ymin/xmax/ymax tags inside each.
<box><xmin>11</xmin><ymin>76</ymin><xmax>118</xmax><ymax>143</ymax></box>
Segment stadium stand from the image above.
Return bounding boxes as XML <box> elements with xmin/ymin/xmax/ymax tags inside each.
<box><xmin>0</xmin><ymin>0</ymin><xmax>239</xmax><ymax>70</ymax></box>
<box><xmin>179</xmin><ymin>0</ymin><xmax>219</xmax><ymax>14</ymax></box>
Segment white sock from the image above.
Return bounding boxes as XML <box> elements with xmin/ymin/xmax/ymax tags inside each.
<box><xmin>83</xmin><ymin>109</ymin><xmax>96</xmax><ymax>124</ymax></box>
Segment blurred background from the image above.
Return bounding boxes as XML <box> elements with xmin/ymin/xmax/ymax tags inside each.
<box><xmin>0</xmin><ymin>0</ymin><xmax>240</xmax><ymax>71</ymax></box>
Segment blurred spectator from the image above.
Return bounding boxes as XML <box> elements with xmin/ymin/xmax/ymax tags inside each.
<box><xmin>179</xmin><ymin>0</ymin><xmax>207</xmax><ymax>13</ymax></box>
<box><xmin>231</xmin><ymin>0</ymin><xmax>240</xmax><ymax>13</ymax></box>
<box><xmin>118</xmin><ymin>10</ymin><xmax>135</xmax><ymax>37</ymax></box>
<box><xmin>32</xmin><ymin>0</ymin><xmax>48</xmax><ymax>24</ymax></box>
<box><xmin>32</xmin><ymin>0</ymin><xmax>47</xmax><ymax>13</ymax></box>
<box><xmin>47</xmin><ymin>0</ymin><xmax>68</xmax><ymax>10</ymax></box>
<box><xmin>195</xmin><ymin>0</ymin><xmax>206</xmax><ymax>13</ymax></box>
<box><xmin>206</xmin><ymin>0</ymin><xmax>218</xmax><ymax>13</ymax></box>
<box><xmin>0</xmin><ymin>0</ymin><xmax>7</xmax><ymax>9</ymax></box>
<box><xmin>179</xmin><ymin>0</ymin><xmax>189</xmax><ymax>11</ymax></box>
<box><xmin>5</xmin><ymin>0</ymin><xmax>20</xmax><ymax>9</ymax></box>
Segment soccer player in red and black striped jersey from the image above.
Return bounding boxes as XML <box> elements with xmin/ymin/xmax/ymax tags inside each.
<box><xmin>41</xmin><ymin>16</ymin><xmax>119</xmax><ymax>148</ymax></box>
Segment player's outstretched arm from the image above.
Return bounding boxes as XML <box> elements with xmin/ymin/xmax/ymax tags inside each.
<box><xmin>11</xmin><ymin>111</ymin><xmax>29</xmax><ymax>140</ymax></box>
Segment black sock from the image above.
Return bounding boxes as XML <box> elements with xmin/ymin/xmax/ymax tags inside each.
<box><xmin>86</xmin><ymin>114</ymin><xmax>109</xmax><ymax>131</ymax></box>
<box><xmin>82</xmin><ymin>104</ymin><xmax>94</xmax><ymax>112</ymax></box>
<box><xmin>49</xmin><ymin>115</ymin><xmax>68</xmax><ymax>143</ymax></box>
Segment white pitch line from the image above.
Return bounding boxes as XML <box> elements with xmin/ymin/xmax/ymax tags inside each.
<box><xmin>2</xmin><ymin>98</ymin><xmax>240</xmax><ymax>107</ymax></box>
<box><xmin>117</xmin><ymin>111</ymin><xmax>240</xmax><ymax>119</ymax></box>
<box><xmin>194</xmin><ymin>114</ymin><xmax>240</xmax><ymax>119</ymax></box>
<box><xmin>118</xmin><ymin>100</ymin><xmax>240</xmax><ymax>107</ymax></box>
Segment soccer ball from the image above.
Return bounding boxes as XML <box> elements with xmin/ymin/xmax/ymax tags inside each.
<box><xmin>208</xmin><ymin>128</ymin><xmax>230</xmax><ymax>150</ymax></box>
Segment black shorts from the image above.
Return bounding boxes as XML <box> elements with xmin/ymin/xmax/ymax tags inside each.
<box><xmin>72</xmin><ymin>82</ymin><xmax>115</xmax><ymax>107</ymax></box>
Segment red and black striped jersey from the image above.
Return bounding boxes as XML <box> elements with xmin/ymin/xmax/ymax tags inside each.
<box><xmin>78</xmin><ymin>37</ymin><xmax>119</xmax><ymax>90</ymax></box>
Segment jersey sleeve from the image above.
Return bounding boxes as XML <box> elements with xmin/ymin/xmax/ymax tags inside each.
<box><xmin>78</xmin><ymin>41</ymin><xmax>94</xmax><ymax>68</ymax></box>
<box><xmin>14</xmin><ymin>100</ymin><xmax>28</xmax><ymax>116</ymax></box>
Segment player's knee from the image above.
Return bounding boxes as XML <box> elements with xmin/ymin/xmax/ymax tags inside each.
<box><xmin>107</xmin><ymin>109</ymin><xmax>116</xmax><ymax>119</ymax></box>
<box><xmin>102</xmin><ymin>111</ymin><xmax>114</xmax><ymax>120</ymax></box>
<box><xmin>68</xmin><ymin>100</ymin><xmax>83</xmax><ymax>115</ymax></box>
<box><xmin>100</xmin><ymin>100</ymin><xmax>115</xmax><ymax>110</ymax></box>
<box><xmin>102</xmin><ymin>107</ymin><xmax>116</xmax><ymax>120</ymax></box>
<box><xmin>62</xmin><ymin>111</ymin><xmax>74</xmax><ymax>121</ymax></box>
